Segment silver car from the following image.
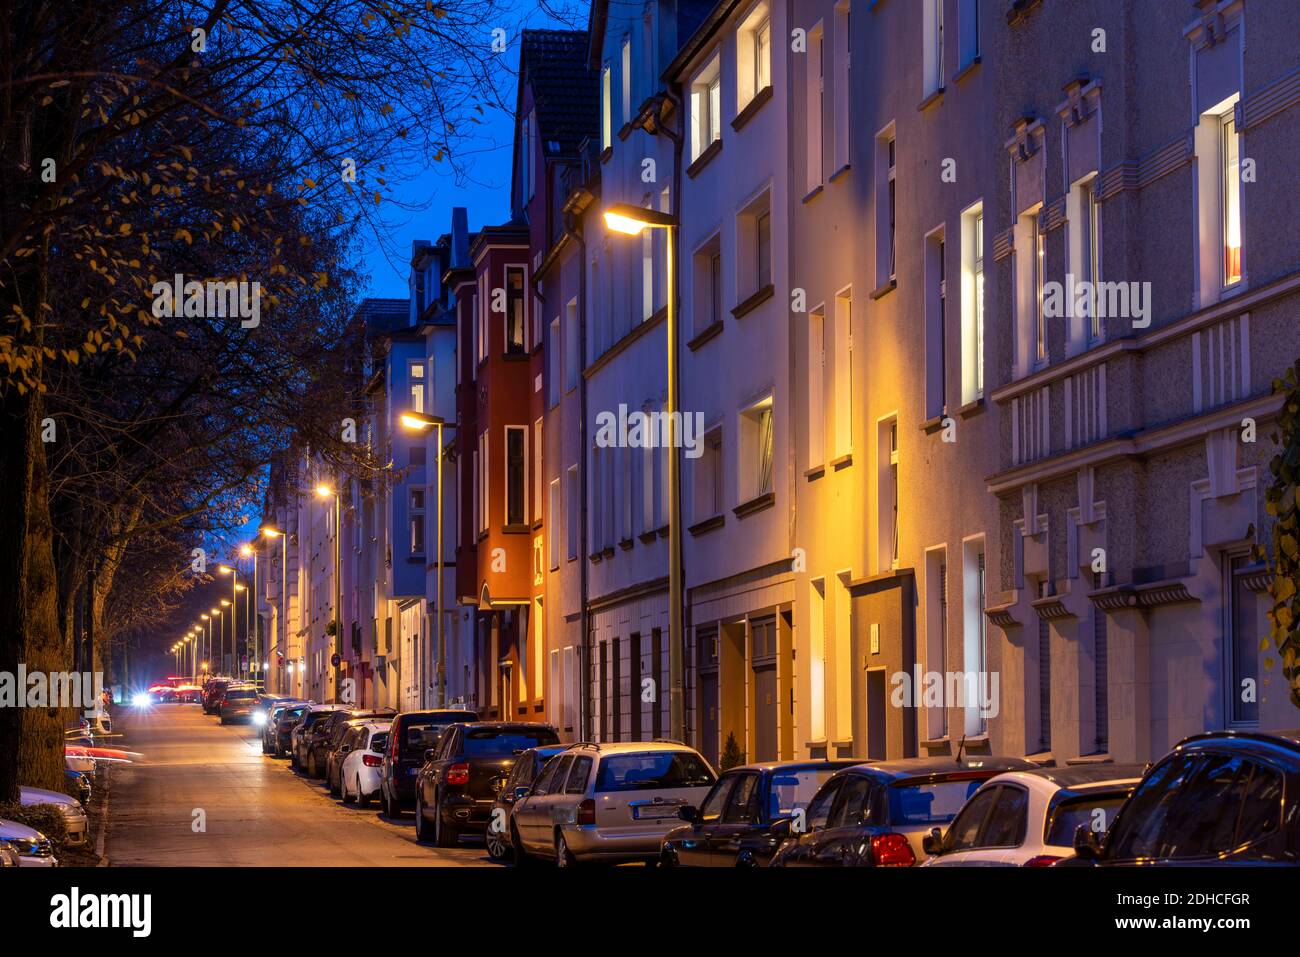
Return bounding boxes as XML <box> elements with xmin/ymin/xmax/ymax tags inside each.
<box><xmin>0</xmin><ymin>818</ymin><xmax>58</xmax><ymax>867</ymax></box>
<box><xmin>20</xmin><ymin>786</ymin><xmax>88</xmax><ymax>846</ymax></box>
<box><xmin>510</xmin><ymin>741</ymin><xmax>716</xmax><ymax>866</ymax></box>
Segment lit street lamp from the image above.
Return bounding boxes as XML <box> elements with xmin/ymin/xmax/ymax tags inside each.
<box><xmin>603</xmin><ymin>202</ymin><xmax>685</xmax><ymax>742</ymax></box>
<box><xmin>261</xmin><ymin>526</ymin><xmax>288</xmax><ymax>695</ymax></box>
<box><xmin>399</xmin><ymin>410</ymin><xmax>453</xmax><ymax>709</ymax></box>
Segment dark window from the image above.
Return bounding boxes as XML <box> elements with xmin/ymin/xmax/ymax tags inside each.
<box><xmin>650</xmin><ymin>629</ymin><xmax>663</xmax><ymax>739</ymax></box>
<box><xmin>462</xmin><ymin>728</ymin><xmax>560</xmax><ymax>757</ymax></box>
<box><xmin>756</xmin><ymin>210</ymin><xmax>772</xmax><ymax>289</ymax></box>
<box><xmin>806</xmin><ymin>777</ymin><xmax>844</xmax><ymax>830</ymax></box>
<box><xmin>768</xmin><ymin>768</ymin><xmax>839</xmax><ymax>819</ymax></box>
<box><xmin>887</xmin><ymin>777</ymin><xmax>985</xmax><ymax>827</ymax></box>
<box><xmin>506</xmin><ymin>266</ymin><xmax>526</xmax><ymax>354</ymax></box>
<box><xmin>698</xmin><ymin>775</ymin><xmax>736</xmax><ymax>824</ymax></box>
<box><xmin>1093</xmin><ymin>571</ymin><xmax>1108</xmax><ymax>750</ymax></box>
<box><xmin>722</xmin><ymin>773</ymin><xmax>763</xmax><ymax>825</ymax></box>
<box><xmin>629</xmin><ymin>633</ymin><xmax>642</xmax><ymax>741</ymax></box>
<box><xmin>829</xmin><ymin>775</ymin><xmax>873</xmax><ymax>828</ymax></box>
<box><xmin>1106</xmin><ymin>755</ymin><xmax>1201</xmax><ymax>861</ymax></box>
<box><xmin>370</xmin><ymin>732</ymin><xmax>389</xmax><ymax>753</ymax></box>
<box><xmin>506</xmin><ymin>428</ymin><xmax>525</xmax><ymax>526</ymax></box>
<box><xmin>1045</xmin><ymin>793</ymin><xmax>1130</xmax><ymax>846</ymax></box>
<box><xmin>594</xmin><ymin>751</ymin><xmax>716</xmax><ymax>792</ymax></box>
<box><xmin>565</xmin><ymin>756</ymin><xmax>593</xmax><ymax>794</ymax></box>
<box><xmin>531</xmin><ymin>755</ymin><xmax>565</xmax><ymax>796</ymax></box>
<box><xmin>1161</xmin><ymin>754</ymin><xmax>1250</xmax><ymax>859</ymax></box>
<box><xmin>1235</xmin><ymin>761</ymin><xmax>1285</xmax><ymax>848</ymax></box>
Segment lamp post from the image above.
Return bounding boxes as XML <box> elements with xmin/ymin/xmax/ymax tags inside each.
<box><xmin>218</xmin><ymin>599</ymin><xmax>231</xmax><ymax>675</ymax></box>
<box><xmin>315</xmin><ymin>483</ymin><xmax>342</xmax><ymax>704</ymax></box>
<box><xmin>261</xmin><ymin>526</ymin><xmax>288</xmax><ymax>695</ymax></box>
<box><xmin>603</xmin><ymin>202</ymin><xmax>685</xmax><ymax>742</ymax></box>
<box><xmin>218</xmin><ymin>564</ymin><xmax>240</xmax><ymax>678</ymax></box>
<box><xmin>200</xmin><ymin>614</ymin><xmax>211</xmax><ymax>678</ymax></box>
<box><xmin>399</xmin><ymin>411</ymin><xmax>452</xmax><ymax>709</ymax></box>
<box><xmin>240</xmin><ymin>543</ymin><xmax>257</xmax><ymax>687</ymax></box>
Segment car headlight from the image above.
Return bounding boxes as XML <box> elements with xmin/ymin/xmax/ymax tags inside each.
<box><xmin>252</xmin><ymin>712</ymin><xmax>267</xmax><ymax>726</ymax></box>
<box><xmin>131</xmin><ymin>692</ymin><xmax>151</xmax><ymax>708</ymax></box>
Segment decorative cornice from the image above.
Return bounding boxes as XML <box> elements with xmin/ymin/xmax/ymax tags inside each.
<box><xmin>1135</xmin><ymin>579</ymin><xmax>1198</xmax><ymax>608</ymax></box>
<box><xmin>1096</xmin><ymin>132</ymin><xmax>1193</xmax><ymax>203</ymax></box>
<box><xmin>1031</xmin><ymin>595</ymin><xmax>1075</xmax><ymax>621</ymax></box>
<box><xmin>993</xmin><ymin>227</ymin><xmax>1015</xmax><ymax>262</ymax></box>
<box><xmin>1239</xmin><ymin>564</ymin><xmax>1274</xmax><ymax>594</ymax></box>
<box><xmin>985</xmin><ymin>600</ymin><xmax>1019</xmax><ymax>629</ymax></box>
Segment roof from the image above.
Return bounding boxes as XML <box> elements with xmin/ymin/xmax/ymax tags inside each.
<box><xmin>520</xmin><ymin>30</ymin><xmax>599</xmax><ymax>159</ymax></box>
<box><xmin>355</xmin><ymin>297</ymin><xmax>409</xmax><ymax>336</ymax></box>
<box><xmin>664</xmin><ymin>0</ymin><xmax>743</xmax><ymax>81</ymax></box>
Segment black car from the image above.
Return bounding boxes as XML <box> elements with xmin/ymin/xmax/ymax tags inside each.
<box><xmin>379</xmin><ymin>709</ymin><xmax>477</xmax><ymax>817</ymax></box>
<box><xmin>770</xmin><ymin>756</ymin><xmax>1038</xmax><ymax>867</ymax></box>
<box><xmin>290</xmin><ymin>705</ymin><xmax>345</xmax><ymax>770</ymax></box>
<box><xmin>261</xmin><ymin>700</ymin><xmax>307</xmax><ymax>754</ymax></box>
<box><xmin>1068</xmin><ymin>728</ymin><xmax>1300</xmax><ymax>866</ymax></box>
<box><xmin>218</xmin><ymin>686</ymin><xmax>260</xmax><ymax>724</ymax></box>
<box><xmin>201</xmin><ymin>678</ymin><xmax>232</xmax><ymax>714</ymax></box>
<box><xmin>484</xmin><ymin>743</ymin><xmax>571</xmax><ymax>861</ymax></box>
<box><xmin>662</xmin><ymin>760</ymin><xmax>863</xmax><ymax>867</ymax></box>
<box><xmin>270</xmin><ymin>703</ymin><xmax>308</xmax><ymax>757</ymax></box>
<box><xmin>326</xmin><ymin>713</ymin><xmax>396</xmax><ymax>796</ymax></box>
<box><xmin>308</xmin><ymin>708</ymin><xmax>395</xmax><ymax>783</ymax></box>
<box><xmin>414</xmin><ymin>722</ymin><xmax>561</xmax><ymax>848</ymax></box>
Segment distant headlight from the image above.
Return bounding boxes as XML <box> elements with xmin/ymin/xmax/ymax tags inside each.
<box><xmin>131</xmin><ymin>692</ymin><xmax>151</xmax><ymax>708</ymax></box>
<box><xmin>252</xmin><ymin>712</ymin><xmax>267</xmax><ymax>726</ymax></box>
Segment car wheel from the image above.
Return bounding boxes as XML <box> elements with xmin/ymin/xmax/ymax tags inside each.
<box><xmin>434</xmin><ymin>800</ymin><xmax>458</xmax><ymax>848</ymax></box>
<box><xmin>329</xmin><ymin>770</ymin><xmax>341</xmax><ymax>797</ymax></box>
<box><xmin>219</xmin><ymin>716</ymin><xmax>227</xmax><ymax>725</ymax></box>
<box><xmin>555</xmin><ymin>831</ymin><xmax>577</xmax><ymax>868</ymax></box>
<box><xmin>356</xmin><ymin>778</ymin><xmax>369</xmax><ymax>809</ymax></box>
<box><xmin>341</xmin><ymin>774</ymin><xmax>354</xmax><ymax>804</ymax></box>
<box><xmin>414</xmin><ymin>795</ymin><xmax>432</xmax><ymax>843</ymax></box>
<box><xmin>308</xmin><ymin>751</ymin><xmax>319</xmax><ymax>778</ymax></box>
<box><xmin>382</xmin><ymin>786</ymin><xmax>400</xmax><ymax>818</ymax></box>
<box><xmin>660</xmin><ymin>847</ymin><xmax>679</xmax><ymax>868</ymax></box>
<box><xmin>485</xmin><ymin>816</ymin><xmax>512</xmax><ymax>862</ymax></box>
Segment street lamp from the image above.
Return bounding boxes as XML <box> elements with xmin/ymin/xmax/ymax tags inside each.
<box><xmin>218</xmin><ymin>564</ymin><xmax>241</xmax><ymax>678</ymax></box>
<box><xmin>603</xmin><ymin>202</ymin><xmax>685</xmax><ymax>742</ymax></box>
<box><xmin>261</xmin><ymin>526</ymin><xmax>288</xmax><ymax>695</ymax></box>
<box><xmin>200</xmin><ymin>613</ymin><xmax>212</xmax><ymax>676</ymax></box>
<box><xmin>399</xmin><ymin>410</ymin><xmax>452</xmax><ymax>709</ymax></box>
<box><xmin>219</xmin><ymin>599</ymin><xmax>231</xmax><ymax>676</ymax></box>
<box><xmin>239</xmin><ymin>543</ymin><xmax>259</xmax><ymax>687</ymax></box>
<box><xmin>315</xmin><ymin>483</ymin><xmax>342</xmax><ymax>703</ymax></box>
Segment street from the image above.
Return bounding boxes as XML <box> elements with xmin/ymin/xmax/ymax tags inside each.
<box><xmin>105</xmin><ymin>706</ymin><xmax>494</xmax><ymax>867</ymax></box>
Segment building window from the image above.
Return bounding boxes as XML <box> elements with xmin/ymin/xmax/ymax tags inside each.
<box><xmin>1015</xmin><ymin>206</ymin><xmax>1045</xmax><ymax>373</ymax></box>
<box><xmin>408</xmin><ymin>360</ymin><xmax>425</xmax><ymax>414</ymax></box>
<box><xmin>1037</xmin><ymin>580</ymin><xmax>1052</xmax><ymax>752</ymax></box>
<box><xmin>548</xmin><ymin>479</ymin><xmax>561</xmax><ymax>570</ymax></box>
<box><xmin>690</xmin><ymin>53</ymin><xmax>722</xmax><ymax>163</ymax></box>
<box><xmin>833</xmin><ymin>290</ymin><xmax>852</xmax><ymax>457</ymax></box>
<box><xmin>740</xmin><ymin>396</ymin><xmax>774</xmax><ymax>502</ymax></box>
<box><xmin>410</xmin><ymin>487</ymin><xmax>426</xmax><ymax>555</ymax></box>
<box><xmin>961</xmin><ymin>204</ymin><xmax>984</xmax><ymax>403</ymax></box>
<box><xmin>926</xmin><ymin>550</ymin><xmax>949</xmax><ymax>739</ymax></box>
<box><xmin>923</xmin><ymin>0</ymin><xmax>944</xmax><ymax>97</ymax></box>
<box><xmin>621</xmin><ymin>37</ymin><xmax>631</xmax><ymax>127</ymax></box>
<box><xmin>875</xmin><ymin>129</ymin><xmax>897</xmax><ymax>286</ymax></box>
<box><xmin>505</xmin><ymin>265</ymin><xmax>526</xmax><ymax>355</ymax></box>
<box><xmin>737</xmin><ymin>3</ymin><xmax>772</xmax><ymax>112</ymax></box>
<box><xmin>925</xmin><ymin>228</ymin><xmax>947</xmax><ymax>419</ymax></box>
<box><xmin>1066</xmin><ymin>175</ymin><xmax>1101</xmax><ymax>350</ymax></box>
<box><xmin>564</xmin><ymin>298</ymin><xmax>578</xmax><ymax>391</ymax></box>
<box><xmin>548</xmin><ymin>317</ymin><xmax>560</xmax><ymax>408</ymax></box>
<box><xmin>1221</xmin><ymin>112</ymin><xmax>1242</xmax><ymax>288</ymax></box>
<box><xmin>805</xmin><ymin>22</ymin><xmax>824</xmax><ymax>194</ymax></box>
<box><xmin>566</xmin><ymin>465</ymin><xmax>578</xmax><ymax>560</ymax></box>
<box><xmin>963</xmin><ymin>540</ymin><xmax>987</xmax><ymax>736</ymax></box>
<box><xmin>1227</xmin><ymin>554</ymin><xmax>1259</xmax><ymax>726</ymax></box>
<box><xmin>533</xmin><ymin>418</ymin><xmax>543</xmax><ymax>528</ymax></box>
<box><xmin>958</xmin><ymin>0</ymin><xmax>980</xmax><ymax>70</ymax></box>
<box><xmin>696</xmin><ymin>427</ymin><xmax>723</xmax><ymax>520</ymax></box>
<box><xmin>692</xmin><ymin>234</ymin><xmax>722</xmax><ymax>336</ymax></box>
<box><xmin>601</xmin><ymin>63</ymin><xmax>612</xmax><ymax>150</ymax></box>
<box><xmin>833</xmin><ymin>2</ymin><xmax>851</xmax><ymax>173</ymax></box>
<box><xmin>877</xmin><ymin>418</ymin><xmax>899</xmax><ymax>570</ymax></box>
<box><xmin>808</xmin><ymin>306</ymin><xmax>825</xmax><ymax>468</ymax></box>
<box><xmin>478</xmin><ymin>431</ymin><xmax>489</xmax><ymax>534</ymax></box>
<box><xmin>738</xmin><ymin>191</ymin><xmax>773</xmax><ymax>300</ymax></box>
<box><xmin>1092</xmin><ymin>571</ymin><xmax>1108</xmax><ymax>750</ymax></box>
<box><xmin>1034</xmin><ymin>213</ymin><xmax>1046</xmax><ymax>363</ymax></box>
<box><xmin>520</xmin><ymin>110</ymin><xmax>536</xmax><ymax>202</ymax></box>
<box><xmin>590</xmin><ymin>445</ymin><xmax>603</xmax><ymax>551</ymax></box>
<box><xmin>505</xmin><ymin>426</ymin><xmax>526</xmax><ymax>526</ymax></box>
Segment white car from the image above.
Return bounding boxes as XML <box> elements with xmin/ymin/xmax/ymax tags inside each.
<box><xmin>21</xmin><ymin>785</ymin><xmax>89</xmax><ymax>846</ymax></box>
<box><xmin>0</xmin><ymin>818</ymin><xmax>58</xmax><ymax>867</ymax></box>
<box><xmin>922</xmin><ymin>764</ymin><xmax>1145</xmax><ymax>867</ymax></box>
<box><xmin>340</xmin><ymin>722</ymin><xmax>391</xmax><ymax>807</ymax></box>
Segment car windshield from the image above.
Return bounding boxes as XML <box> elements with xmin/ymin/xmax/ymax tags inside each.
<box><xmin>1045</xmin><ymin>793</ymin><xmax>1130</xmax><ymax>846</ymax></box>
<box><xmin>769</xmin><ymin>768</ymin><xmax>839</xmax><ymax>818</ymax></box>
<box><xmin>281</xmin><ymin>708</ymin><xmax>306</xmax><ymax>722</ymax></box>
<box><xmin>887</xmin><ymin>778</ymin><xmax>986</xmax><ymax>826</ymax></box>
<box><xmin>595</xmin><ymin>752</ymin><xmax>716</xmax><ymax>792</ymax></box>
<box><xmin>463</xmin><ymin>729</ymin><xmax>560</xmax><ymax>757</ymax></box>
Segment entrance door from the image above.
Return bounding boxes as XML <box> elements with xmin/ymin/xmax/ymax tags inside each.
<box><xmin>699</xmin><ymin>670</ymin><xmax>719</xmax><ymax>767</ymax></box>
<box><xmin>750</xmin><ymin>617</ymin><xmax>778</xmax><ymax>762</ymax></box>
<box><xmin>866</xmin><ymin>668</ymin><xmax>887</xmax><ymax>760</ymax></box>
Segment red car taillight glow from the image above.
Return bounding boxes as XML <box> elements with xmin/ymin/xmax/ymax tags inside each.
<box><xmin>870</xmin><ymin>833</ymin><xmax>916</xmax><ymax>867</ymax></box>
<box><xmin>1023</xmin><ymin>855</ymin><xmax>1064</xmax><ymax>867</ymax></box>
<box><xmin>362</xmin><ymin>754</ymin><xmax>382</xmax><ymax>768</ymax></box>
<box><xmin>576</xmin><ymin>799</ymin><xmax>596</xmax><ymax>826</ymax></box>
<box><xmin>446</xmin><ymin>762</ymin><xmax>470</xmax><ymax>786</ymax></box>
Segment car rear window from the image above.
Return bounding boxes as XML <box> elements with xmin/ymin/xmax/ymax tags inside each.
<box><xmin>225</xmin><ymin>689</ymin><xmax>257</xmax><ymax>700</ymax></box>
<box><xmin>595</xmin><ymin>752</ymin><xmax>716</xmax><ymax>792</ymax></box>
<box><xmin>463</xmin><ymin>729</ymin><xmax>560</xmax><ymax>757</ymax></box>
<box><xmin>370</xmin><ymin>733</ymin><xmax>390</xmax><ymax>753</ymax></box>
<box><xmin>886</xmin><ymin>777</ymin><xmax>987</xmax><ymax>826</ymax></box>
<box><xmin>1045</xmin><ymin>793</ymin><xmax>1130</xmax><ymax>846</ymax></box>
<box><xmin>402</xmin><ymin>721</ymin><xmax>451</xmax><ymax>755</ymax></box>
<box><xmin>281</xmin><ymin>707</ymin><xmax>306</xmax><ymax>722</ymax></box>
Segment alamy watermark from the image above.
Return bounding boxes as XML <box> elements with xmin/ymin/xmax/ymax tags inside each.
<box><xmin>151</xmin><ymin>273</ymin><xmax>261</xmax><ymax>328</ymax></box>
<box><xmin>890</xmin><ymin>666</ymin><xmax>1000</xmax><ymax>719</ymax></box>
<box><xmin>594</xmin><ymin>403</ymin><xmax>705</xmax><ymax>459</ymax></box>
<box><xmin>1043</xmin><ymin>273</ymin><xmax>1151</xmax><ymax>329</ymax></box>
<box><xmin>0</xmin><ymin>667</ymin><xmax>104</xmax><ymax>712</ymax></box>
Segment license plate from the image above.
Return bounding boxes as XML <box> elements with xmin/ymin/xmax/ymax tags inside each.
<box><xmin>408</xmin><ymin>767</ymin><xmax>419</xmax><ymax>776</ymax></box>
<box><xmin>632</xmin><ymin>804</ymin><xmax>679</xmax><ymax>820</ymax></box>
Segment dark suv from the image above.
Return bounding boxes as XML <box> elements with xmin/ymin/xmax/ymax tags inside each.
<box><xmin>1069</xmin><ymin>728</ymin><xmax>1300</xmax><ymax>866</ymax></box>
<box><xmin>414</xmin><ymin>722</ymin><xmax>560</xmax><ymax>848</ymax></box>
<box><xmin>379</xmin><ymin>709</ymin><xmax>477</xmax><ymax>817</ymax></box>
<box><xmin>305</xmin><ymin>708</ymin><xmax>396</xmax><ymax>780</ymax></box>
<box><xmin>201</xmin><ymin>678</ymin><xmax>232</xmax><ymax>714</ymax></box>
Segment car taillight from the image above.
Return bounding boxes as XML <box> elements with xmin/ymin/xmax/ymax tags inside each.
<box><xmin>1023</xmin><ymin>855</ymin><xmax>1063</xmax><ymax>867</ymax></box>
<box><xmin>446</xmin><ymin>762</ymin><xmax>470</xmax><ymax>786</ymax></box>
<box><xmin>363</xmin><ymin>754</ymin><xmax>382</xmax><ymax>768</ymax></box>
<box><xmin>576</xmin><ymin>799</ymin><xmax>596</xmax><ymax>826</ymax></box>
<box><xmin>391</xmin><ymin>731</ymin><xmax>400</xmax><ymax>761</ymax></box>
<box><xmin>870</xmin><ymin>833</ymin><xmax>916</xmax><ymax>867</ymax></box>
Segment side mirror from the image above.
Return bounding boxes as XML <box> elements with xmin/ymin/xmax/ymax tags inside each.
<box><xmin>922</xmin><ymin>827</ymin><xmax>945</xmax><ymax>856</ymax></box>
<box><xmin>1072</xmin><ymin>823</ymin><xmax>1102</xmax><ymax>860</ymax></box>
<box><xmin>513</xmin><ymin>786</ymin><xmax>530</xmax><ymax>801</ymax></box>
<box><xmin>678</xmin><ymin>805</ymin><xmax>698</xmax><ymax>823</ymax></box>
<box><xmin>338</xmin><ymin>746</ymin><xmax>351</xmax><ymax>754</ymax></box>
<box><xmin>423</xmin><ymin>749</ymin><xmax>439</xmax><ymax>764</ymax></box>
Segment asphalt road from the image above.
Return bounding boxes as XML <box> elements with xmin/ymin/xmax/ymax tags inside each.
<box><xmin>105</xmin><ymin>703</ymin><xmax>496</xmax><ymax>867</ymax></box>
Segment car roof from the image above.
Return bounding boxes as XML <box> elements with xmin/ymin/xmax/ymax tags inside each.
<box><xmin>983</xmin><ymin>764</ymin><xmax>1147</xmax><ymax>792</ymax></box>
<box><xmin>569</xmin><ymin>740</ymin><xmax>703</xmax><ymax>756</ymax></box>
<box><xmin>0</xmin><ymin>818</ymin><xmax>44</xmax><ymax>841</ymax></box>
<box><xmin>361</xmin><ymin>722</ymin><xmax>391</xmax><ymax>732</ymax></box>
<box><xmin>453</xmin><ymin>721</ymin><xmax>558</xmax><ymax>732</ymax></box>
<box><xmin>306</xmin><ymin>704</ymin><xmax>345</xmax><ymax>712</ymax></box>
<box><xmin>727</xmin><ymin>758</ymin><xmax>867</xmax><ymax>774</ymax></box>
<box><xmin>397</xmin><ymin>710</ymin><xmax>477</xmax><ymax>721</ymax></box>
<box><xmin>1175</xmin><ymin>728</ymin><xmax>1300</xmax><ymax>753</ymax></box>
<box><xmin>841</xmin><ymin>756</ymin><xmax>1039</xmax><ymax>782</ymax></box>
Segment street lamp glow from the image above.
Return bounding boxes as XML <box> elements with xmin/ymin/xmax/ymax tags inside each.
<box><xmin>239</xmin><ymin>544</ymin><xmax>253</xmax><ymax>557</ymax></box>
<box><xmin>399</xmin><ymin>411</ymin><xmax>444</xmax><ymax>432</ymax></box>
<box><xmin>220</xmin><ymin>599</ymin><xmax>230</xmax><ymax>607</ymax></box>
<box><xmin>235</xmin><ymin>583</ymin><xmax>246</xmax><ymax>592</ymax></box>
<box><xmin>210</xmin><ymin>608</ymin><xmax>220</xmax><ymax>615</ymax></box>
<box><xmin>217</xmin><ymin>564</ymin><xmax>233</xmax><ymax>575</ymax></box>
<box><xmin>261</xmin><ymin>526</ymin><xmax>282</xmax><ymax>538</ymax></box>
<box><xmin>603</xmin><ymin>202</ymin><xmax>677</xmax><ymax>236</ymax></box>
<box><xmin>314</xmin><ymin>484</ymin><xmax>334</xmax><ymax>499</ymax></box>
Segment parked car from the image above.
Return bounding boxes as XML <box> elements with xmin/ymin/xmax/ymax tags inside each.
<box><xmin>921</xmin><ymin>764</ymin><xmax>1144</xmax><ymax>866</ymax></box>
<box><xmin>485</xmin><ymin>743</ymin><xmax>572</xmax><ymax>861</ymax></box>
<box><xmin>0</xmin><ymin>819</ymin><xmax>57</xmax><ymax>867</ymax></box>
<box><xmin>0</xmin><ymin>839</ymin><xmax>18</xmax><ymax>867</ymax></box>
<box><xmin>20</xmin><ymin>785</ymin><xmax>89</xmax><ymax>846</ymax></box>
<box><xmin>1066</xmin><ymin>728</ymin><xmax>1300</xmax><ymax>866</ymax></box>
<box><xmin>661</xmin><ymin>759</ymin><xmax>863</xmax><ymax>867</ymax></box>
<box><xmin>510</xmin><ymin>740</ymin><xmax>717</xmax><ymax>867</ymax></box>
<box><xmin>202</xmin><ymin>678</ymin><xmax>233</xmax><ymax>714</ymax></box>
<box><xmin>251</xmin><ymin>694</ymin><xmax>293</xmax><ymax>730</ymax></box>
<box><xmin>314</xmin><ymin>709</ymin><xmax>397</xmax><ymax>786</ymax></box>
<box><xmin>218</xmin><ymin>686</ymin><xmax>261</xmax><ymax>725</ymax></box>
<box><xmin>379</xmin><ymin>709</ymin><xmax>477</xmax><ymax>817</ymax></box>
<box><xmin>326</xmin><ymin>715</ymin><xmax>393</xmax><ymax>796</ymax></box>
<box><xmin>769</xmin><ymin>756</ymin><xmax>1038</xmax><ymax>867</ymax></box>
<box><xmin>290</xmin><ymin>705</ymin><xmax>345</xmax><ymax>770</ymax></box>
<box><xmin>262</xmin><ymin>701</ymin><xmax>307</xmax><ymax>755</ymax></box>
<box><xmin>415</xmin><ymin>722</ymin><xmax>562</xmax><ymax>848</ymax></box>
<box><xmin>64</xmin><ymin>769</ymin><xmax>92</xmax><ymax>807</ymax></box>
<box><xmin>339</xmin><ymin>723</ymin><xmax>391</xmax><ymax>807</ymax></box>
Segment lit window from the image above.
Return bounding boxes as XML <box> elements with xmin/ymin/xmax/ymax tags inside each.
<box><xmin>409</xmin><ymin>361</ymin><xmax>425</xmax><ymax>414</ymax></box>
<box><xmin>1222</xmin><ymin>113</ymin><xmax>1242</xmax><ymax>287</ymax></box>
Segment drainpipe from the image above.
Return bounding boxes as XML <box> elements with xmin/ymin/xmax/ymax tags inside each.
<box><xmin>561</xmin><ymin>212</ymin><xmax>590</xmax><ymax>742</ymax></box>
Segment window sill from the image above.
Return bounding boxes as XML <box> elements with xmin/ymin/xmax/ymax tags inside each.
<box><xmin>688</xmin><ymin>514</ymin><xmax>725</xmax><ymax>537</ymax></box>
<box><xmin>830</xmin><ymin>452</ymin><xmax>852</xmax><ymax>471</ymax></box>
<box><xmin>956</xmin><ymin>397</ymin><xmax>985</xmax><ymax>419</ymax></box>
<box><xmin>600</xmin><ymin>145</ymin><xmax>613</xmax><ymax>164</ymax></box>
<box><xmin>801</xmin><ymin>183</ymin><xmax>824</xmax><ymax>205</ymax></box>
<box><xmin>917</xmin><ymin>86</ymin><xmax>945</xmax><ymax>112</ymax></box>
<box><xmin>588</xmin><ymin>552</ymin><xmax>603</xmax><ymax>565</ymax></box>
<box><xmin>601</xmin><ymin>546</ymin><xmax>615</xmax><ymax>559</ymax></box>
<box><xmin>869</xmin><ymin>279</ymin><xmax>896</xmax><ymax>301</ymax></box>
<box><xmin>731</xmin><ymin>283</ymin><xmax>775</xmax><ymax>320</ymax></box>
<box><xmin>731</xmin><ymin>85</ymin><xmax>773</xmax><ymax>132</ymax></box>
<box><xmin>804</xmin><ymin>464</ymin><xmax>825</xmax><ymax>481</ymax></box>
<box><xmin>829</xmin><ymin>163</ymin><xmax>851</xmax><ymax>184</ymax></box>
<box><xmin>656</xmin><ymin>524</ymin><xmax>669</xmax><ymax>539</ymax></box>
<box><xmin>638</xmin><ymin>530</ymin><xmax>659</xmax><ymax>545</ymax></box>
<box><xmin>920</xmin><ymin>413</ymin><xmax>946</xmax><ymax>434</ymax></box>
<box><xmin>686</xmin><ymin>138</ymin><xmax>723</xmax><ymax>179</ymax></box>
<box><xmin>501</xmin><ymin>524</ymin><xmax>530</xmax><ymax>535</ymax></box>
<box><xmin>502</xmin><ymin>351</ymin><xmax>529</xmax><ymax>363</ymax></box>
<box><xmin>952</xmin><ymin>57</ymin><xmax>981</xmax><ymax>84</ymax></box>
<box><xmin>687</xmin><ymin>319</ymin><xmax>724</xmax><ymax>352</ymax></box>
<box><xmin>531</xmin><ymin>519</ymin><xmax>543</xmax><ymax>532</ymax></box>
<box><xmin>618</xmin><ymin>537</ymin><xmax>634</xmax><ymax>551</ymax></box>
<box><xmin>733</xmin><ymin>491</ymin><xmax>775</xmax><ymax>519</ymax></box>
